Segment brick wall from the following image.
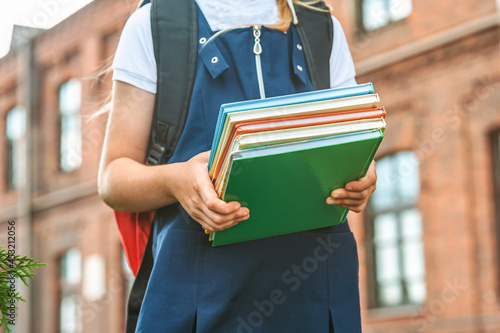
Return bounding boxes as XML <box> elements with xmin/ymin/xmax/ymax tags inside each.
<box><xmin>326</xmin><ymin>0</ymin><xmax>500</xmax><ymax>331</ymax></box>
<box><xmin>1</xmin><ymin>0</ymin><xmax>500</xmax><ymax>332</ymax></box>
<box><xmin>329</xmin><ymin>0</ymin><xmax>497</xmax><ymax>62</ymax></box>
<box><xmin>0</xmin><ymin>0</ymin><xmax>140</xmax><ymax>332</ymax></box>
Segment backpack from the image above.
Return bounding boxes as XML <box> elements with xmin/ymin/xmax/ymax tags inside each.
<box><xmin>119</xmin><ymin>0</ymin><xmax>334</xmax><ymax>331</ymax></box>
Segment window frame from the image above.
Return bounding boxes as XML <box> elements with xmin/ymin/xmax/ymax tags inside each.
<box><xmin>489</xmin><ymin>130</ymin><xmax>500</xmax><ymax>295</ymax></box>
<box><xmin>365</xmin><ymin>151</ymin><xmax>426</xmax><ymax>309</ymax></box>
<box><xmin>357</xmin><ymin>0</ymin><xmax>412</xmax><ymax>32</ymax></box>
<box><xmin>121</xmin><ymin>247</ymin><xmax>135</xmax><ymax>330</ymax></box>
<box><xmin>6</xmin><ymin>131</ymin><xmax>14</xmax><ymax>191</ymax></box>
<box><xmin>5</xmin><ymin>106</ymin><xmax>26</xmax><ymax>191</ymax></box>
<box><xmin>57</xmin><ymin>78</ymin><xmax>82</xmax><ymax>173</ymax></box>
<box><xmin>57</xmin><ymin>248</ymin><xmax>82</xmax><ymax>333</ymax></box>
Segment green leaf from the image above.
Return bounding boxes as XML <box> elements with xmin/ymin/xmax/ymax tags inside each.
<box><xmin>0</xmin><ymin>245</ymin><xmax>45</xmax><ymax>332</ymax></box>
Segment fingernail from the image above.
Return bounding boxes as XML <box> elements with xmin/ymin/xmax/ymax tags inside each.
<box><xmin>346</xmin><ymin>186</ymin><xmax>353</xmax><ymax>191</ymax></box>
<box><xmin>241</xmin><ymin>211</ymin><xmax>248</xmax><ymax>216</ymax></box>
<box><xmin>234</xmin><ymin>204</ymin><xmax>240</xmax><ymax>211</ymax></box>
<box><xmin>327</xmin><ymin>198</ymin><xmax>334</xmax><ymax>205</ymax></box>
<box><xmin>333</xmin><ymin>193</ymin><xmax>340</xmax><ymax>198</ymax></box>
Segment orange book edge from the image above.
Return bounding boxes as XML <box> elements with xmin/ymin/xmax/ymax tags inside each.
<box><xmin>211</xmin><ymin>107</ymin><xmax>386</xmax><ymax>183</ymax></box>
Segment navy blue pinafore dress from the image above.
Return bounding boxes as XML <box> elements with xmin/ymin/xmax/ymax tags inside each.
<box><xmin>136</xmin><ymin>7</ymin><xmax>361</xmax><ymax>333</ymax></box>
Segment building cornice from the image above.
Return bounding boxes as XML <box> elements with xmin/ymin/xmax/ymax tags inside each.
<box><xmin>0</xmin><ymin>180</ymin><xmax>98</xmax><ymax>221</ymax></box>
<box><xmin>356</xmin><ymin>13</ymin><xmax>500</xmax><ymax>76</ymax></box>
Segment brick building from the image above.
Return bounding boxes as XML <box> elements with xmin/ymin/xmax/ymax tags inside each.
<box><xmin>0</xmin><ymin>1</ymin><xmax>139</xmax><ymax>332</ymax></box>
<box><xmin>0</xmin><ymin>0</ymin><xmax>499</xmax><ymax>332</ymax></box>
<box><xmin>332</xmin><ymin>1</ymin><xmax>500</xmax><ymax>332</ymax></box>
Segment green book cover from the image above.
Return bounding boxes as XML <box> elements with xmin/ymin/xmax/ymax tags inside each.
<box><xmin>211</xmin><ymin>129</ymin><xmax>384</xmax><ymax>246</ymax></box>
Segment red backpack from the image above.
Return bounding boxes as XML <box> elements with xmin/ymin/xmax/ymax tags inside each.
<box><xmin>115</xmin><ymin>210</ymin><xmax>153</xmax><ymax>275</ymax></box>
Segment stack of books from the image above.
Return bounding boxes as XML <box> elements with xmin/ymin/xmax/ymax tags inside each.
<box><xmin>207</xmin><ymin>83</ymin><xmax>386</xmax><ymax>246</ymax></box>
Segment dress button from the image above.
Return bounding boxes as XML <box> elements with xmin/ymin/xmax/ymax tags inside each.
<box><xmin>211</xmin><ymin>57</ymin><xmax>218</xmax><ymax>64</ymax></box>
<box><xmin>297</xmin><ymin>44</ymin><xmax>303</xmax><ymax>51</ymax></box>
<box><xmin>297</xmin><ymin>65</ymin><xmax>303</xmax><ymax>71</ymax></box>
<box><xmin>199</xmin><ymin>37</ymin><xmax>207</xmax><ymax>44</ymax></box>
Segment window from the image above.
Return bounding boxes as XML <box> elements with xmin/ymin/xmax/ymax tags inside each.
<box><xmin>122</xmin><ymin>251</ymin><xmax>134</xmax><ymax>294</ymax></box>
<box><xmin>122</xmin><ymin>250</ymin><xmax>134</xmax><ymax>309</ymax></box>
<box><xmin>367</xmin><ymin>151</ymin><xmax>426</xmax><ymax>308</ymax></box>
<box><xmin>120</xmin><ymin>250</ymin><xmax>135</xmax><ymax>329</ymax></box>
<box><xmin>59</xmin><ymin>248</ymin><xmax>82</xmax><ymax>333</ymax></box>
<box><xmin>82</xmin><ymin>254</ymin><xmax>106</xmax><ymax>302</ymax></box>
<box><xmin>490</xmin><ymin>131</ymin><xmax>500</xmax><ymax>290</ymax></box>
<box><xmin>5</xmin><ymin>106</ymin><xmax>26</xmax><ymax>190</ymax></box>
<box><xmin>59</xmin><ymin>79</ymin><xmax>82</xmax><ymax>172</ymax></box>
<box><xmin>360</xmin><ymin>0</ymin><xmax>412</xmax><ymax>31</ymax></box>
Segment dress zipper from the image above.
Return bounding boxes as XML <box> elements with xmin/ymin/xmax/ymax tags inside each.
<box><xmin>253</xmin><ymin>25</ymin><xmax>266</xmax><ymax>99</ymax></box>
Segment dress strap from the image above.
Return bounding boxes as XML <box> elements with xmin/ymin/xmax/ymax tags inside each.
<box><xmin>195</xmin><ymin>3</ymin><xmax>216</xmax><ymax>36</ymax></box>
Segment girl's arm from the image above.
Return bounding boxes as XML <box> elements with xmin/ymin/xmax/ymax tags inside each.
<box><xmin>98</xmin><ymin>81</ymin><xmax>250</xmax><ymax>231</ymax></box>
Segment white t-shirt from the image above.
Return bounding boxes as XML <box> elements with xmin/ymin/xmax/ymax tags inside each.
<box><xmin>112</xmin><ymin>1</ymin><xmax>357</xmax><ymax>93</ymax></box>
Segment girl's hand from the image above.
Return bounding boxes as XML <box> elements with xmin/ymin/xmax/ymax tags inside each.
<box><xmin>325</xmin><ymin>160</ymin><xmax>377</xmax><ymax>213</ymax></box>
<box><xmin>172</xmin><ymin>151</ymin><xmax>250</xmax><ymax>232</ymax></box>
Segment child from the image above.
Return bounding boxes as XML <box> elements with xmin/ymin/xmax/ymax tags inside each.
<box><xmin>98</xmin><ymin>0</ymin><xmax>377</xmax><ymax>332</ymax></box>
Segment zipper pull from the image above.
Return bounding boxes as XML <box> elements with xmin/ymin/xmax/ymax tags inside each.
<box><xmin>253</xmin><ymin>25</ymin><xmax>262</xmax><ymax>55</ymax></box>
<box><xmin>252</xmin><ymin>25</ymin><xmax>266</xmax><ymax>99</ymax></box>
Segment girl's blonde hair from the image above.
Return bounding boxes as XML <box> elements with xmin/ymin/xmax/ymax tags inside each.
<box><xmin>269</xmin><ymin>0</ymin><xmax>328</xmax><ymax>32</ymax></box>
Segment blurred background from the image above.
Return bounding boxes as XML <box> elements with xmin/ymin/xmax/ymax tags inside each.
<box><xmin>0</xmin><ymin>0</ymin><xmax>499</xmax><ymax>332</ymax></box>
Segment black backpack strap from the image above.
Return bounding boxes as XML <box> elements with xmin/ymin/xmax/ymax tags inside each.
<box><xmin>125</xmin><ymin>222</ymin><xmax>155</xmax><ymax>333</ymax></box>
<box><xmin>147</xmin><ymin>0</ymin><xmax>198</xmax><ymax>165</ymax></box>
<box><xmin>295</xmin><ymin>1</ymin><xmax>333</xmax><ymax>90</ymax></box>
<box><xmin>125</xmin><ymin>1</ymin><xmax>197</xmax><ymax>332</ymax></box>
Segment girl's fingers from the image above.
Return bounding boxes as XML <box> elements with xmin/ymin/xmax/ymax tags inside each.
<box><xmin>193</xmin><ymin>209</ymin><xmax>232</xmax><ymax>232</ymax></box>
<box><xmin>323</xmin><ymin>162</ymin><xmax>378</xmax><ymax>213</ymax></box>
<box><xmin>344</xmin><ymin>176</ymin><xmax>376</xmax><ymax>193</ymax></box>
<box><xmin>188</xmin><ymin>191</ymin><xmax>248</xmax><ymax>230</ymax></box>
<box><xmin>200</xmin><ymin>199</ymin><xmax>250</xmax><ymax>227</ymax></box>
<box><xmin>198</xmin><ymin>212</ymin><xmax>249</xmax><ymax>232</ymax></box>
<box><xmin>326</xmin><ymin>185</ymin><xmax>376</xmax><ymax>214</ymax></box>
<box><xmin>324</xmin><ymin>198</ymin><xmax>369</xmax><ymax>213</ymax></box>
<box><xmin>193</xmin><ymin>173</ymin><xmax>248</xmax><ymax>222</ymax></box>
<box><xmin>231</xmin><ymin>214</ymin><xmax>251</xmax><ymax>227</ymax></box>
<box><xmin>327</xmin><ymin>197</ymin><xmax>367</xmax><ymax>206</ymax></box>
<box><xmin>189</xmin><ymin>206</ymin><xmax>218</xmax><ymax>230</ymax></box>
<box><xmin>186</xmin><ymin>151</ymin><xmax>250</xmax><ymax>231</ymax></box>
<box><xmin>344</xmin><ymin>161</ymin><xmax>377</xmax><ymax>192</ymax></box>
<box><xmin>329</xmin><ymin>188</ymin><xmax>374</xmax><ymax>201</ymax></box>
<box><xmin>196</xmin><ymin>176</ymin><xmax>241</xmax><ymax>215</ymax></box>
<box><xmin>206</xmin><ymin>198</ymin><xmax>242</xmax><ymax>215</ymax></box>
<box><xmin>216</xmin><ymin>213</ymin><xmax>251</xmax><ymax>230</ymax></box>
